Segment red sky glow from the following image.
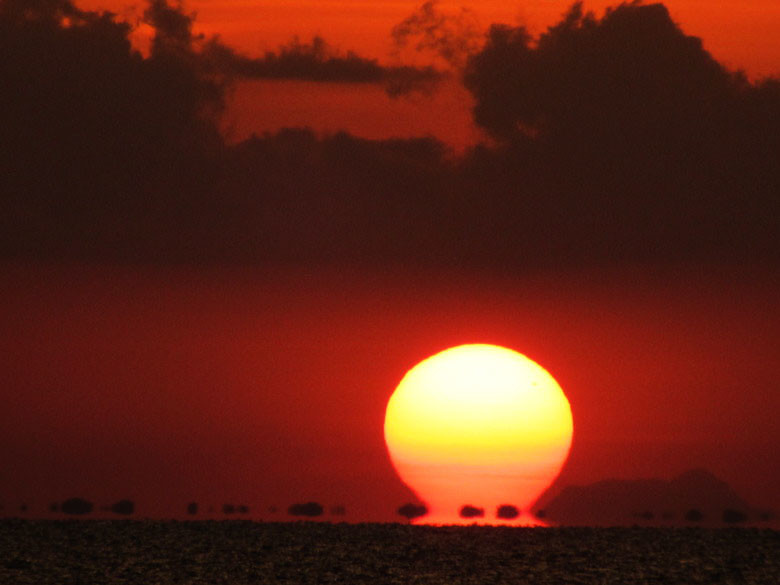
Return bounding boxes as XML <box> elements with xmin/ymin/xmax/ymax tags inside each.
<box><xmin>2</xmin><ymin>263</ymin><xmax>777</xmax><ymax>520</ymax></box>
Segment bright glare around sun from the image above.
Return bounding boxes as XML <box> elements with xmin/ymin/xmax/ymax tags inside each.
<box><xmin>384</xmin><ymin>344</ymin><xmax>573</xmax><ymax>525</ymax></box>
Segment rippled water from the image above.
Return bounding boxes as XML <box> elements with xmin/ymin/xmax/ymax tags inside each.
<box><xmin>1</xmin><ymin>520</ymin><xmax>778</xmax><ymax>584</ymax></box>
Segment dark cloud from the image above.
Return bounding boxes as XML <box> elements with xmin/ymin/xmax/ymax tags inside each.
<box><xmin>143</xmin><ymin>0</ymin><xmax>196</xmax><ymax>56</ymax></box>
<box><xmin>391</xmin><ymin>0</ymin><xmax>481</xmax><ymax>69</ymax></box>
<box><xmin>141</xmin><ymin>0</ymin><xmax>444</xmax><ymax>98</ymax></box>
<box><xmin>0</xmin><ymin>0</ymin><xmax>778</xmax><ymax>269</ymax></box>
<box><xmin>0</xmin><ymin>0</ymin><xmax>224</xmax><ymax>260</ymax></box>
<box><xmin>201</xmin><ymin>36</ymin><xmax>444</xmax><ymax>97</ymax></box>
<box><xmin>140</xmin><ymin>0</ymin><xmax>445</xmax><ymax>96</ymax></box>
<box><xmin>464</xmin><ymin>2</ymin><xmax>738</xmax><ymax>145</ymax></box>
<box><xmin>460</xmin><ymin>1</ymin><xmax>780</xmax><ymax>265</ymax></box>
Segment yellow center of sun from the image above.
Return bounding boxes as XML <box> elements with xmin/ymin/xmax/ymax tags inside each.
<box><xmin>384</xmin><ymin>344</ymin><xmax>573</xmax><ymax>524</ymax></box>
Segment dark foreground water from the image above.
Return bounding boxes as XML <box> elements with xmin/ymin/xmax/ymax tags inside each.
<box><xmin>1</xmin><ymin>520</ymin><xmax>778</xmax><ymax>584</ymax></box>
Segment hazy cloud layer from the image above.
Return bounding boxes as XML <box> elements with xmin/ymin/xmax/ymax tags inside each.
<box><xmin>1</xmin><ymin>0</ymin><xmax>778</xmax><ymax>268</ymax></box>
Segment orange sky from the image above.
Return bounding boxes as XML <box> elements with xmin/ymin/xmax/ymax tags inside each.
<box><xmin>75</xmin><ymin>1</ymin><xmax>780</xmax><ymax>148</ymax></box>
<box><xmin>83</xmin><ymin>1</ymin><xmax>780</xmax><ymax>77</ymax></box>
<box><xmin>221</xmin><ymin>79</ymin><xmax>484</xmax><ymax>146</ymax></box>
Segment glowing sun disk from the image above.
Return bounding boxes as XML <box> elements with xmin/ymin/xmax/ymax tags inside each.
<box><xmin>384</xmin><ymin>344</ymin><xmax>573</xmax><ymax>524</ymax></box>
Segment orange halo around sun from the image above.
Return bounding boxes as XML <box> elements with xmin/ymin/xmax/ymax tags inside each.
<box><xmin>384</xmin><ymin>344</ymin><xmax>573</xmax><ymax>525</ymax></box>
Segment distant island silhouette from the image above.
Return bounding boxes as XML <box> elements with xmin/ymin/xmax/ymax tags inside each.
<box><xmin>4</xmin><ymin>470</ymin><xmax>774</xmax><ymax>526</ymax></box>
<box><xmin>537</xmin><ymin>469</ymin><xmax>772</xmax><ymax>526</ymax></box>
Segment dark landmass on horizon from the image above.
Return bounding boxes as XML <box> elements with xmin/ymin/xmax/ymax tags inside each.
<box><xmin>1</xmin><ymin>0</ymin><xmax>778</xmax><ymax>270</ymax></box>
<box><xmin>538</xmin><ymin>468</ymin><xmax>775</xmax><ymax>526</ymax></box>
<box><xmin>3</xmin><ymin>468</ymin><xmax>774</xmax><ymax>528</ymax></box>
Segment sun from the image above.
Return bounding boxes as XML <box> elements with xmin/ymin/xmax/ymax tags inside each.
<box><xmin>384</xmin><ymin>344</ymin><xmax>573</xmax><ymax>525</ymax></box>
